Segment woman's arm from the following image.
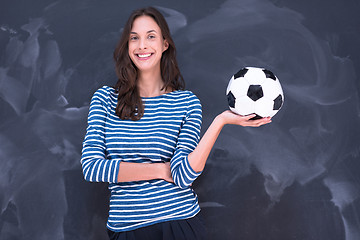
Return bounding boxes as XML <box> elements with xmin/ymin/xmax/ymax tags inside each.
<box><xmin>117</xmin><ymin>162</ymin><xmax>173</xmax><ymax>183</ymax></box>
<box><xmin>116</xmin><ymin>111</ymin><xmax>270</xmax><ymax>183</ymax></box>
<box><xmin>81</xmin><ymin>87</ymin><xmax>173</xmax><ymax>184</ymax></box>
<box><xmin>188</xmin><ymin>110</ymin><xmax>272</xmax><ymax>173</ymax></box>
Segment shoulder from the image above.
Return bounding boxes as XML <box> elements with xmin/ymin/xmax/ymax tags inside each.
<box><xmin>93</xmin><ymin>86</ymin><xmax>115</xmax><ymax>97</ymax></box>
<box><xmin>185</xmin><ymin>90</ymin><xmax>201</xmax><ymax>109</ymax></box>
<box><xmin>91</xmin><ymin>86</ymin><xmax>116</xmax><ymax>101</ymax></box>
<box><xmin>174</xmin><ymin>90</ymin><xmax>202</xmax><ymax>115</ymax></box>
<box><xmin>172</xmin><ymin>90</ymin><xmax>201</xmax><ymax>104</ymax></box>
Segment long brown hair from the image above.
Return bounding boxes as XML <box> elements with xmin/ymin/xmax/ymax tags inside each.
<box><xmin>113</xmin><ymin>7</ymin><xmax>185</xmax><ymax>120</ymax></box>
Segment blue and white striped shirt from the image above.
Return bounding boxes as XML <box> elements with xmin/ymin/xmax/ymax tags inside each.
<box><xmin>81</xmin><ymin>86</ymin><xmax>203</xmax><ymax>232</ymax></box>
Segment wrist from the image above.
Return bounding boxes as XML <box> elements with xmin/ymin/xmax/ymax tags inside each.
<box><xmin>214</xmin><ymin>112</ymin><xmax>227</xmax><ymax>127</ymax></box>
<box><xmin>155</xmin><ymin>163</ymin><xmax>170</xmax><ymax>180</ymax></box>
<box><xmin>154</xmin><ymin>163</ymin><xmax>164</xmax><ymax>179</ymax></box>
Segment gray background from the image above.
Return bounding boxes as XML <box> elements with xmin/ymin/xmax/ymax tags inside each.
<box><xmin>1</xmin><ymin>0</ymin><xmax>360</xmax><ymax>239</ymax></box>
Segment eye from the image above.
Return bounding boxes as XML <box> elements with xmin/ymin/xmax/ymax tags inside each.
<box><xmin>148</xmin><ymin>34</ymin><xmax>156</xmax><ymax>39</ymax></box>
<box><xmin>130</xmin><ymin>36</ymin><xmax>138</xmax><ymax>41</ymax></box>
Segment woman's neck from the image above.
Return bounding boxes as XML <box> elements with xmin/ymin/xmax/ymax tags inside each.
<box><xmin>137</xmin><ymin>70</ymin><xmax>167</xmax><ymax>98</ymax></box>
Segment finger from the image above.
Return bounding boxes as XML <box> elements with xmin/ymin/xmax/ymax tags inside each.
<box><xmin>249</xmin><ymin>117</ymin><xmax>271</xmax><ymax>127</ymax></box>
<box><xmin>244</xmin><ymin>114</ymin><xmax>256</xmax><ymax>120</ymax></box>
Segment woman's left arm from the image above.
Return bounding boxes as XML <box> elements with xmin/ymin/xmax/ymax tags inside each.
<box><xmin>188</xmin><ymin>110</ymin><xmax>271</xmax><ymax>173</ymax></box>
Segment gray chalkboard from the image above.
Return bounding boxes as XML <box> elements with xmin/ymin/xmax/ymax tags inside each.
<box><xmin>1</xmin><ymin>0</ymin><xmax>359</xmax><ymax>239</ymax></box>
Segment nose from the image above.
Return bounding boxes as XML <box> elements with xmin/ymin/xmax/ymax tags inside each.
<box><xmin>138</xmin><ymin>38</ymin><xmax>147</xmax><ymax>50</ymax></box>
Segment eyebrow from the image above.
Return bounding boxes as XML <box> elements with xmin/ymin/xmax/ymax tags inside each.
<box><xmin>130</xmin><ymin>30</ymin><xmax>157</xmax><ymax>34</ymax></box>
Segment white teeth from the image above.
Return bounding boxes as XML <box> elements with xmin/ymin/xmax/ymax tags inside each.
<box><xmin>137</xmin><ymin>53</ymin><xmax>151</xmax><ymax>58</ymax></box>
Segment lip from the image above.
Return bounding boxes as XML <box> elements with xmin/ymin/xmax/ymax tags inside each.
<box><xmin>135</xmin><ymin>53</ymin><xmax>154</xmax><ymax>60</ymax></box>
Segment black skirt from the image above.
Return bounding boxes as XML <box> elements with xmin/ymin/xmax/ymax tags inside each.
<box><xmin>107</xmin><ymin>215</ymin><xmax>207</xmax><ymax>240</ymax></box>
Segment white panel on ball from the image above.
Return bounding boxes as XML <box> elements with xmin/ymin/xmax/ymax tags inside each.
<box><xmin>233</xmin><ymin>96</ymin><xmax>255</xmax><ymax>116</ymax></box>
<box><xmin>255</xmin><ymin>97</ymin><xmax>275</xmax><ymax>117</ymax></box>
<box><xmin>243</xmin><ymin>67</ymin><xmax>266</xmax><ymax>85</ymax></box>
<box><xmin>229</xmin><ymin>77</ymin><xmax>250</xmax><ymax>97</ymax></box>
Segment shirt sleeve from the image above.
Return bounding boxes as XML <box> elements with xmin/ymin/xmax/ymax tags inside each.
<box><xmin>80</xmin><ymin>87</ymin><xmax>120</xmax><ymax>183</ymax></box>
<box><xmin>170</xmin><ymin>92</ymin><xmax>202</xmax><ymax>188</ymax></box>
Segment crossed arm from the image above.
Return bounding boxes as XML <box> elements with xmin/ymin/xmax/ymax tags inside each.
<box><xmin>116</xmin><ymin>110</ymin><xmax>271</xmax><ymax>183</ymax></box>
<box><xmin>81</xmin><ymin>88</ymin><xmax>271</xmax><ymax>185</ymax></box>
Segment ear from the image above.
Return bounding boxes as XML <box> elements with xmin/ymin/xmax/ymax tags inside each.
<box><xmin>163</xmin><ymin>39</ymin><xmax>169</xmax><ymax>52</ymax></box>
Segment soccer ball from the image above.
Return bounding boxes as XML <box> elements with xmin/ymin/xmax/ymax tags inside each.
<box><xmin>226</xmin><ymin>67</ymin><xmax>284</xmax><ymax>119</ymax></box>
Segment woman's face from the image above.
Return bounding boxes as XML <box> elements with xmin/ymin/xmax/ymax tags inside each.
<box><xmin>128</xmin><ymin>15</ymin><xmax>169</xmax><ymax>73</ymax></box>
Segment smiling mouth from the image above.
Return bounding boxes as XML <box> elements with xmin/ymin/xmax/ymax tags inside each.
<box><xmin>136</xmin><ymin>53</ymin><xmax>153</xmax><ymax>58</ymax></box>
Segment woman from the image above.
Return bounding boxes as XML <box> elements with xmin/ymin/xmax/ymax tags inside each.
<box><xmin>80</xmin><ymin>6</ymin><xmax>271</xmax><ymax>240</ymax></box>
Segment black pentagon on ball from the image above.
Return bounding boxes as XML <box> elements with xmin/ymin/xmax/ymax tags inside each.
<box><xmin>227</xmin><ymin>91</ymin><xmax>236</xmax><ymax>108</ymax></box>
<box><xmin>234</xmin><ymin>68</ymin><xmax>248</xmax><ymax>79</ymax></box>
<box><xmin>273</xmin><ymin>94</ymin><xmax>283</xmax><ymax>110</ymax></box>
<box><xmin>247</xmin><ymin>85</ymin><xmax>263</xmax><ymax>101</ymax></box>
<box><xmin>263</xmin><ymin>69</ymin><xmax>276</xmax><ymax>80</ymax></box>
